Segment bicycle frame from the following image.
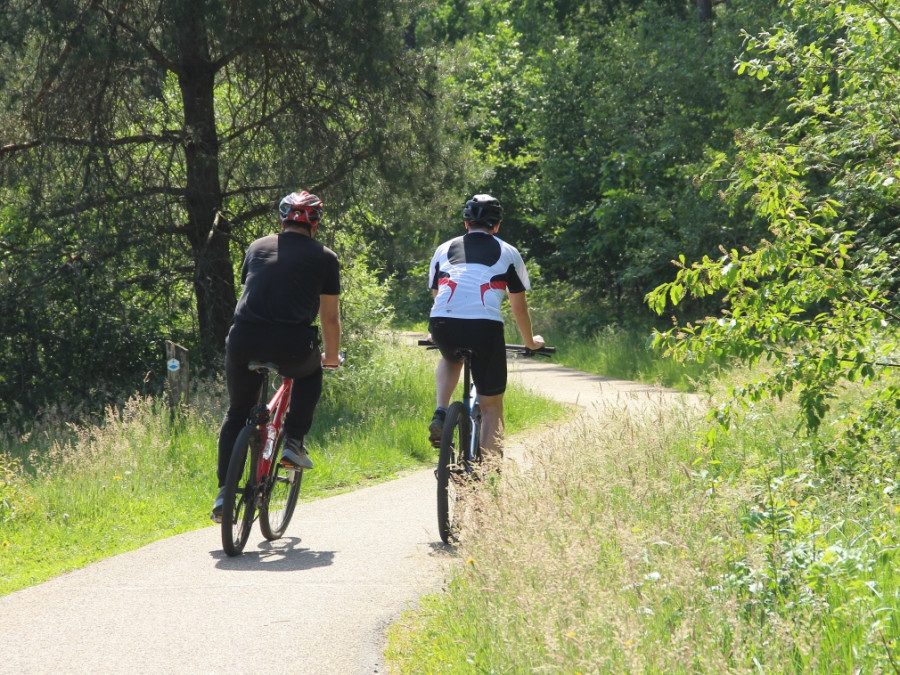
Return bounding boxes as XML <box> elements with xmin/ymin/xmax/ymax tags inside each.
<box><xmin>252</xmin><ymin>374</ymin><xmax>292</xmax><ymax>484</ymax></box>
<box><xmin>458</xmin><ymin>358</ymin><xmax>481</xmax><ymax>469</ymax></box>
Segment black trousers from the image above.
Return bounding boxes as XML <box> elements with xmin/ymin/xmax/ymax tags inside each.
<box><xmin>428</xmin><ymin>317</ymin><xmax>507</xmax><ymax>396</ymax></box>
<box><xmin>216</xmin><ymin>320</ymin><xmax>322</xmax><ymax>487</ymax></box>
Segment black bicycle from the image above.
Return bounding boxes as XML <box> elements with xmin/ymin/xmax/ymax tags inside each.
<box><xmin>419</xmin><ymin>339</ymin><xmax>555</xmax><ymax>543</ymax></box>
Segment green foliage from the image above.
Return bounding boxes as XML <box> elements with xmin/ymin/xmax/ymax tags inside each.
<box><xmin>412</xmin><ymin>0</ymin><xmax>789</xmax><ymax>327</ymax></box>
<box><xmin>0</xmin><ymin>0</ymin><xmax>460</xmax><ymax>425</ymax></box>
<box><xmin>647</xmin><ymin>0</ymin><xmax>900</xmax><ymax>460</ymax></box>
<box><xmin>535</xmin><ymin>2</ymin><xmax>790</xmax><ymax>313</ymax></box>
<box><xmin>706</xmin><ymin>385</ymin><xmax>900</xmax><ymax>671</ymax></box>
<box><xmin>533</xmin><ymin>10</ymin><xmax>726</xmax><ymax>304</ymax></box>
<box><xmin>326</xmin><ymin>226</ymin><xmax>395</xmax><ymax>363</ymax></box>
<box><xmin>0</xmin><ymin>193</ymin><xmax>188</xmax><ymax>428</ymax></box>
<box><xmin>0</xmin><ymin>451</ymin><xmax>34</xmax><ymax>524</ymax></box>
<box><xmin>554</xmin><ymin>324</ymin><xmax>725</xmax><ymax>391</ymax></box>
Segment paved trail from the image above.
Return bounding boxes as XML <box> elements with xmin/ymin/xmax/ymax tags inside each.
<box><xmin>0</xmin><ymin>355</ymin><xmax>692</xmax><ymax>674</ymax></box>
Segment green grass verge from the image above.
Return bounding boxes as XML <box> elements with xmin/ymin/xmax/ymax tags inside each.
<box><xmin>0</xmin><ymin>337</ymin><xmax>568</xmax><ymax>596</ymax></box>
<box><xmin>386</xmin><ymin>369</ymin><xmax>900</xmax><ymax>673</ymax></box>
<box><xmin>548</xmin><ymin>324</ymin><xmax>726</xmax><ymax>392</ymax></box>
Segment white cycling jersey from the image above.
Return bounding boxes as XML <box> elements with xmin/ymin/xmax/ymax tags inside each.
<box><xmin>428</xmin><ymin>231</ymin><xmax>531</xmax><ymax>322</ymax></box>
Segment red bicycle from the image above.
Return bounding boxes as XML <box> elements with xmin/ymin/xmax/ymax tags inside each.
<box><xmin>220</xmin><ymin>361</ymin><xmax>303</xmax><ymax>556</ymax></box>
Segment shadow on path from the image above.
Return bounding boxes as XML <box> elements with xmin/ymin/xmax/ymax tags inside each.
<box><xmin>211</xmin><ymin>539</ymin><xmax>336</xmax><ymax>572</ymax></box>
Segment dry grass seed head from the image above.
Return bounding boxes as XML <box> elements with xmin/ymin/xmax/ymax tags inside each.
<box><xmin>460</xmin><ymin>392</ymin><xmax>752</xmax><ymax>670</ymax></box>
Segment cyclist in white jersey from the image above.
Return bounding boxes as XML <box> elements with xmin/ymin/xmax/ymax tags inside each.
<box><xmin>427</xmin><ymin>194</ymin><xmax>545</xmax><ymax>458</ymax></box>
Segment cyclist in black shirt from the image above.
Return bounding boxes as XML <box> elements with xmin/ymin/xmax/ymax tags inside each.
<box><xmin>212</xmin><ymin>191</ymin><xmax>342</xmax><ymax>522</ymax></box>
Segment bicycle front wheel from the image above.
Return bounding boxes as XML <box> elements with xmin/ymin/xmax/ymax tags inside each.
<box><xmin>259</xmin><ymin>432</ymin><xmax>303</xmax><ymax>540</ymax></box>
<box><xmin>221</xmin><ymin>425</ymin><xmax>258</xmax><ymax>556</ymax></box>
<box><xmin>437</xmin><ymin>401</ymin><xmax>469</xmax><ymax>544</ymax></box>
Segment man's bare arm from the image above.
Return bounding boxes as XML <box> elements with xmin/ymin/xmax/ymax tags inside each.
<box><xmin>508</xmin><ymin>292</ymin><xmax>544</xmax><ymax>350</ymax></box>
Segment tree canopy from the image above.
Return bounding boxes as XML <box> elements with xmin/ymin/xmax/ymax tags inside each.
<box><xmin>648</xmin><ymin>0</ymin><xmax>900</xmax><ymax>465</ymax></box>
<box><xmin>0</xmin><ymin>0</ymin><xmax>453</xmax><ymax>422</ymax></box>
<box><xmin>2</xmin><ymin>0</ymin><xmax>898</xmax><ymax>454</ymax></box>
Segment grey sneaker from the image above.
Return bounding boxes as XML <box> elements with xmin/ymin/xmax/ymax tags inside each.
<box><xmin>429</xmin><ymin>409</ymin><xmax>446</xmax><ymax>447</ymax></box>
<box><xmin>210</xmin><ymin>486</ymin><xmax>225</xmax><ymax>523</ymax></box>
<box><xmin>281</xmin><ymin>437</ymin><xmax>313</xmax><ymax>470</ymax></box>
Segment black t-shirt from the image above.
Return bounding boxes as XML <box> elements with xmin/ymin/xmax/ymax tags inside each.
<box><xmin>233</xmin><ymin>231</ymin><xmax>341</xmax><ymax>326</ymax></box>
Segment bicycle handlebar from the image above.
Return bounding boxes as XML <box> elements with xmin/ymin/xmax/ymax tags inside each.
<box><xmin>418</xmin><ymin>339</ymin><xmax>555</xmax><ymax>357</ymax></box>
<box><xmin>323</xmin><ymin>350</ymin><xmax>347</xmax><ymax>369</ymax></box>
<box><xmin>504</xmin><ymin>344</ymin><xmax>556</xmax><ymax>356</ymax></box>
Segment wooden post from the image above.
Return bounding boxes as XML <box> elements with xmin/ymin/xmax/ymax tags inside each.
<box><xmin>165</xmin><ymin>341</ymin><xmax>190</xmax><ymax>421</ymax></box>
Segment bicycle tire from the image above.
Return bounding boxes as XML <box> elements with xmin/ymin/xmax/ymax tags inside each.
<box><xmin>221</xmin><ymin>425</ymin><xmax>258</xmax><ymax>556</ymax></box>
<box><xmin>437</xmin><ymin>401</ymin><xmax>469</xmax><ymax>544</ymax></box>
<box><xmin>471</xmin><ymin>401</ymin><xmax>483</xmax><ymax>466</ymax></box>
<box><xmin>259</xmin><ymin>432</ymin><xmax>303</xmax><ymax>540</ymax></box>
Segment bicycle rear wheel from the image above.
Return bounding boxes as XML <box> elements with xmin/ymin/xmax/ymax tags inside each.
<box><xmin>221</xmin><ymin>425</ymin><xmax>258</xmax><ymax>556</ymax></box>
<box><xmin>471</xmin><ymin>401</ymin><xmax>483</xmax><ymax>466</ymax></box>
<box><xmin>259</xmin><ymin>432</ymin><xmax>303</xmax><ymax>540</ymax></box>
<box><xmin>437</xmin><ymin>401</ymin><xmax>469</xmax><ymax>544</ymax></box>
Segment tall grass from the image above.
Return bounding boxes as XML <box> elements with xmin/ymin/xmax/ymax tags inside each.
<box><xmin>0</xmin><ymin>394</ymin><xmax>213</xmax><ymax>593</ymax></box>
<box><xmin>550</xmin><ymin>325</ymin><xmax>725</xmax><ymax>392</ymax></box>
<box><xmin>0</xmin><ymin>336</ymin><xmax>567</xmax><ymax>596</ymax></box>
<box><xmin>386</xmin><ymin>368</ymin><xmax>900</xmax><ymax>672</ymax></box>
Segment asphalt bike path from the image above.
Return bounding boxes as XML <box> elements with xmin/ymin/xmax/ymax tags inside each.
<box><xmin>0</xmin><ymin>356</ymin><xmax>694</xmax><ymax>674</ymax></box>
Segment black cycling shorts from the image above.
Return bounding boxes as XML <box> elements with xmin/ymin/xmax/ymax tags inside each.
<box><xmin>428</xmin><ymin>317</ymin><xmax>507</xmax><ymax>396</ymax></box>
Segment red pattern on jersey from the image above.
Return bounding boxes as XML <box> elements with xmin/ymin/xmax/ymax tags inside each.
<box><xmin>439</xmin><ymin>277</ymin><xmax>458</xmax><ymax>302</ymax></box>
<box><xmin>480</xmin><ymin>280</ymin><xmax>507</xmax><ymax>304</ymax></box>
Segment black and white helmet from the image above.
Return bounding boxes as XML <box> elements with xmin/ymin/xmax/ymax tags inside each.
<box><xmin>463</xmin><ymin>194</ymin><xmax>503</xmax><ymax>227</ymax></box>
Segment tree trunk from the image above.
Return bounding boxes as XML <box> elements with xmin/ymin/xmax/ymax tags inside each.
<box><xmin>174</xmin><ymin>3</ymin><xmax>235</xmax><ymax>363</ymax></box>
<box><xmin>698</xmin><ymin>0</ymin><xmax>713</xmax><ymax>22</ymax></box>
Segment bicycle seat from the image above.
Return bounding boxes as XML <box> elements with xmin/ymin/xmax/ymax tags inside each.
<box><xmin>248</xmin><ymin>361</ymin><xmax>280</xmax><ymax>373</ymax></box>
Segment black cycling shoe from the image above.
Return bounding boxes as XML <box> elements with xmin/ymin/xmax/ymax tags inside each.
<box><xmin>429</xmin><ymin>409</ymin><xmax>446</xmax><ymax>447</ymax></box>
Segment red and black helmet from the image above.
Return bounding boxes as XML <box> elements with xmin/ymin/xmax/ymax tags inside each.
<box><xmin>279</xmin><ymin>191</ymin><xmax>323</xmax><ymax>229</ymax></box>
